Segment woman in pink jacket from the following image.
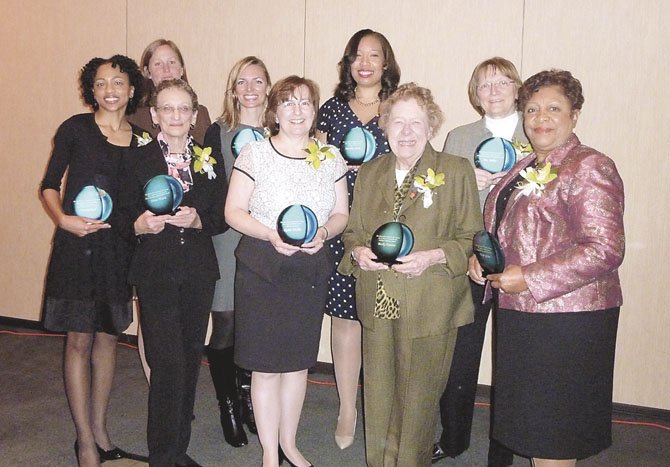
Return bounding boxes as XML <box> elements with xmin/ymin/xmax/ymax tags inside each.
<box><xmin>469</xmin><ymin>69</ymin><xmax>625</xmax><ymax>467</ymax></box>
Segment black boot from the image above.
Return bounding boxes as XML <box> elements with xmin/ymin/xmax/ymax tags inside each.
<box><xmin>237</xmin><ymin>367</ymin><xmax>257</xmax><ymax>434</ymax></box>
<box><xmin>207</xmin><ymin>346</ymin><xmax>248</xmax><ymax>447</ymax></box>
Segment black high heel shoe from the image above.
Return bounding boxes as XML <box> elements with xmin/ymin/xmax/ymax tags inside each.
<box><xmin>96</xmin><ymin>444</ymin><xmax>149</xmax><ymax>463</ymax></box>
<box><xmin>278</xmin><ymin>445</ymin><xmax>314</xmax><ymax>467</ymax></box>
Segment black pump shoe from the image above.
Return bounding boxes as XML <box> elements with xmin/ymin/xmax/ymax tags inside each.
<box><xmin>279</xmin><ymin>445</ymin><xmax>314</xmax><ymax>467</ymax></box>
<box><xmin>96</xmin><ymin>444</ymin><xmax>149</xmax><ymax>462</ymax></box>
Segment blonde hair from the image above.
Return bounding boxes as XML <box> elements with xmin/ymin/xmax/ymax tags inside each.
<box><xmin>218</xmin><ymin>56</ymin><xmax>271</xmax><ymax>129</ymax></box>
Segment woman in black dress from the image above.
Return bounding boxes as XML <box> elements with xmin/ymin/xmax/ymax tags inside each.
<box><xmin>41</xmin><ymin>55</ymin><xmax>146</xmax><ymax>467</ymax></box>
<box><xmin>315</xmin><ymin>28</ymin><xmax>400</xmax><ymax>449</ymax></box>
<box><xmin>119</xmin><ymin>79</ymin><xmax>227</xmax><ymax>467</ymax></box>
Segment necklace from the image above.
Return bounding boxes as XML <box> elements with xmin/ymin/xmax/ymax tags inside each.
<box><xmin>354</xmin><ymin>93</ymin><xmax>380</xmax><ymax>108</ymax></box>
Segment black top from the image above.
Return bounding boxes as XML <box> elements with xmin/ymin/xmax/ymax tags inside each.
<box><xmin>118</xmin><ymin>139</ymin><xmax>228</xmax><ymax>286</ymax></box>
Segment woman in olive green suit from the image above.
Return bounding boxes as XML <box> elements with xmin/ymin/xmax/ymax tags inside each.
<box><xmin>338</xmin><ymin>83</ymin><xmax>481</xmax><ymax>466</ymax></box>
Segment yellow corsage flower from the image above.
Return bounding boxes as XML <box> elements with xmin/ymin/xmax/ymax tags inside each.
<box><xmin>135</xmin><ymin>131</ymin><xmax>152</xmax><ymax>147</ymax></box>
<box><xmin>412</xmin><ymin>168</ymin><xmax>445</xmax><ymax>208</ymax></box>
<box><xmin>511</xmin><ymin>138</ymin><xmax>533</xmax><ymax>159</ymax></box>
<box><xmin>515</xmin><ymin>162</ymin><xmax>558</xmax><ymax>199</ymax></box>
<box><xmin>304</xmin><ymin>139</ymin><xmax>337</xmax><ymax>170</ymax></box>
<box><xmin>193</xmin><ymin>146</ymin><xmax>217</xmax><ymax>180</ymax></box>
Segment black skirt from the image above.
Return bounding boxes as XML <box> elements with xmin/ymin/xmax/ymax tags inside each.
<box><xmin>234</xmin><ymin>236</ymin><xmax>334</xmax><ymax>372</ymax></box>
<box><xmin>492</xmin><ymin>307</ymin><xmax>620</xmax><ymax>459</ymax></box>
<box><xmin>42</xmin><ymin>228</ymin><xmax>133</xmax><ymax>335</ymax></box>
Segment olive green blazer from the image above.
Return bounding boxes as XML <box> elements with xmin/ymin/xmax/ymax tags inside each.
<box><xmin>338</xmin><ymin>144</ymin><xmax>483</xmax><ymax>339</ymax></box>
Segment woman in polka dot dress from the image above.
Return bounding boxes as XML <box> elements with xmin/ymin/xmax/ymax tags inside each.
<box><xmin>316</xmin><ymin>28</ymin><xmax>400</xmax><ymax>450</ymax></box>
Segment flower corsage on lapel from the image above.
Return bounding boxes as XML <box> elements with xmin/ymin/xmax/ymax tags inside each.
<box><xmin>515</xmin><ymin>162</ymin><xmax>557</xmax><ymax>199</ymax></box>
<box><xmin>304</xmin><ymin>139</ymin><xmax>337</xmax><ymax>170</ymax></box>
<box><xmin>193</xmin><ymin>145</ymin><xmax>217</xmax><ymax>179</ymax></box>
<box><xmin>135</xmin><ymin>131</ymin><xmax>152</xmax><ymax>147</ymax></box>
<box><xmin>410</xmin><ymin>168</ymin><xmax>445</xmax><ymax>208</ymax></box>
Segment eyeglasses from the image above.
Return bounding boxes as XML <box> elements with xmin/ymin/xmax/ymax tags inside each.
<box><xmin>155</xmin><ymin>105</ymin><xmax>194</xmax><ymax>115</ymax></box>
<box><xmin>279</xmin><ymin>99</ymin><xmax>313</xmax><ymax>110</ymax></box>
<box><xmin>476</xmin><ymin>80</ymin><xmax>515</xmax><ymax>92</ymax></box>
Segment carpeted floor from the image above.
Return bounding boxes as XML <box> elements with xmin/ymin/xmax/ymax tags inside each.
<box><xmin>1</xmin><ymin>325</ymin><xmax>669</xmax><ymax>466</ymax></box>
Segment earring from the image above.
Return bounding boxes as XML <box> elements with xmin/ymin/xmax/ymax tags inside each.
<box><xmin>190</xmin><ymin>123</ymin><xmax>195</xmax><ymax>129</ymax></box>
<box><xmin>152</xmin><ymin>122</ymin><xmax>158</xmax><ymax>128</ymax></box>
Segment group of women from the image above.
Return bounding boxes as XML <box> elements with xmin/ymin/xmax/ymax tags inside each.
<box><xmin>40</xmin><ymin>28</ymin><xmax>625</xmax><ymax>467</ymax></box>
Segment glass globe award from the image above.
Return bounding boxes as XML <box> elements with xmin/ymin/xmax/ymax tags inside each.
<box><xmin>472</xmin><ymin>230</ymin><xmax>505</xmax><ymax>275</ymax></box>
<box><xmin>371</xmin><ymin>221</ymin><xmax>414</xmax><ymax>264</ymax></box>
<box><xmin>276</xmin><ymin>204</ymin><xmax>318</xmax><ymax>246</ymax></box>
<box><xmin>143</xmin><ymin>175</ymin><xmax>184</xmax><ymax>215</ymax></box>
<box><xmin>340</xmin><ymin>127</ymin><xmax>376</xmax><ymax>164</ymax></box>
<box><xmin>474</xmin><ymin>137</ymin><xmax>516</xmax><ymax>174</ymax></box>
<box><xmin>231</xmin><ymin>128</ymin><xmax>265</xmax><ymax>158</ymax></box>
<box><xmin>73</xmin><ymin>185</ymin><xmax>113</xmax><ymax>221</ymax></box>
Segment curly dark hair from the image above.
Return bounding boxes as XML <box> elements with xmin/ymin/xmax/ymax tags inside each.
<box><xmin>79</xmin><ymin>55</ymin><xmax>144</xmax><ymax>114</ymax></box>
<box><xmin>517</xmin><ymin>69</ymin><xmax>584</xmax><ymax>112</ymax></box>
<box><xmin>334</xmin><ymin>29</ymin><xmax>400</xmax><ymax>102</ymax></box>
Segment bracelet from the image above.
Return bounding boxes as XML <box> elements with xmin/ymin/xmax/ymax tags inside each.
<box><xmin>320</xmin><ymin>225</ymin><xmax>329</xmax><ymax>241</ymax></box>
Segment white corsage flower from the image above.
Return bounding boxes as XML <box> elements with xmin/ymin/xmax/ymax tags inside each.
<box><xmin>135</xmin><ymin>131</ymin><xmax>152</xmax><ymax>147</ymax></box>
<box><xmin>411</xmin><ymin>168</ymin><xmax>445</xmax><ymax>208</ymax></box>
<box><xmin>193</xmin><ymin>146</ymin><xmax>217</xmax><ymax>180</ymax></box>
<box><xmin>515</xmin><ymin>162</ymin><xmax>557</xmax><ymax>199</ymax></box>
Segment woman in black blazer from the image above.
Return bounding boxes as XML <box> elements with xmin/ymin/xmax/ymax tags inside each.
<box><xmin>119</xmin><ymin>79</ymin><xmax>227</xmax><ymax>467</ymax></box>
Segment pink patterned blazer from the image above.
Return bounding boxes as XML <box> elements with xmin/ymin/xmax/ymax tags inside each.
<box><xmin>483</xmin><ymin>134</ymin><xmax>625</xmax><ymax>313</ymax></box>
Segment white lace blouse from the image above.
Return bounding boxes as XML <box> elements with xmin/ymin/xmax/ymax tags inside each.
<box><xmin>233</xmin><ymin>139</ymin><xmax>348</xmax><ymax>230</ymax></box>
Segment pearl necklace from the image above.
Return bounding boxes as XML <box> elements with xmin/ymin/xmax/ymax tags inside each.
<box><xmin>354</xmin><ymin>94</ymin><xmax>380</xmax><ymax>108</ymax></box>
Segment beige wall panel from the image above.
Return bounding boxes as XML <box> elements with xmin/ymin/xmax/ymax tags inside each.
<box><xmin>305</xmin><ymin>0</ymin><xmax>525</xmax><ymax>147</ymax></box>
<box><xmin>1</xmin><ymin>0</ymin><xmax>127</xmax><ymax>320</ymax></box>
<box><xmin>127</xmin><ymin>0</ymin><xmax>306</xmax><ymax>124</ymax></box>
<box><xmin>522</xmin><ymin>0</ymin><xmax>670</xmax><ymax>409</ymax></box>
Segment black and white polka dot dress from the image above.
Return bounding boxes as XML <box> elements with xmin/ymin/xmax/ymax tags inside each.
<box><xmin>317</xmin><ymin>96</ymin><xmax>390</xmax><ymax>320</ymax></box>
